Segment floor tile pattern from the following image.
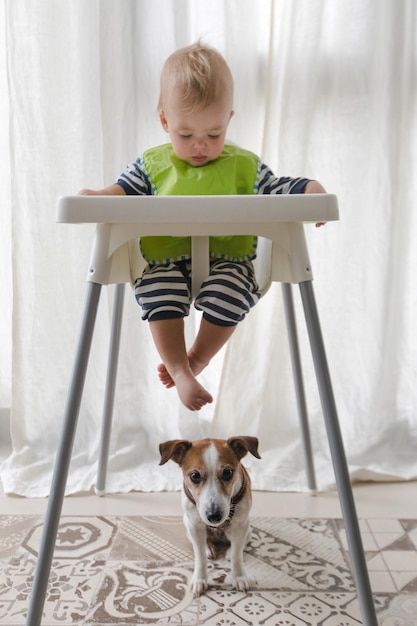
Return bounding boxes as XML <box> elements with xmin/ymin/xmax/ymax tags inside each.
<box><xmin>0</xmin><ymin>515</ymin><xmax>416</xmax><ymax>625</ymax></box>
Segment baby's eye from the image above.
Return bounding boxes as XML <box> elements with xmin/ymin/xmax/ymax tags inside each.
<box><xmin>180</xmin><ymin>134</ymin><xmax>192</xmax><ymax>139</ymax></box>
<box><xmin>208</xmin><ymin>134</ymin><xmax>220</xmax><ymax>139</ymax></box>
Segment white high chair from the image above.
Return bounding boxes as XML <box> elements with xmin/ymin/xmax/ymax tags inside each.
<box><xmin>26</xmin><ymin>194</ymin><xmax>378</xmax><ymax>626</ymax></box>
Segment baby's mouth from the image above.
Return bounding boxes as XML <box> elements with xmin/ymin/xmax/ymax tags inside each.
<box><xmin>192</xmin><ymin>155</ymin><xmax>207</xmax><ymax>164</ymax></box>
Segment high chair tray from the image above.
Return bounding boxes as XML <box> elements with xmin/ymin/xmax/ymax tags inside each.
<box><xmin>57</xmin><ymin>193</ymin><xmax>339</xmax><ymax>225</ymax></box>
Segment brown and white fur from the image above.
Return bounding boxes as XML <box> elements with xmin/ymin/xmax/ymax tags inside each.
<box><xmin>159</xmin><ymin>436</ymin><xmax>261</xmax><ymax>596</ymax></box>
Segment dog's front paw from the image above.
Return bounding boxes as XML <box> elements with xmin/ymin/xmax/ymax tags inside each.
<box><xmin>232</xmin><ymin>575</ymin><xmax>252</xmax><ymax>592</ymax></box>
<box><xmin>191</xmin><ymin>577</ymin><xmax>209</xmax><ymax>596</ymax></box>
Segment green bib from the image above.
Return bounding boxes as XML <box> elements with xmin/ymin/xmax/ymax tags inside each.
<box><xmin>140</xmin><ymin>144</ymin><xmax>260</xmax><ymax>265</ymax></box>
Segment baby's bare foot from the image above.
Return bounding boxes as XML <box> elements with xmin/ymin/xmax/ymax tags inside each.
<box><xmin>157</xmin><ymin>363</ymin><xmax>176</xmax><ymax>388</ymax></box>
<box><xmin>157</xmin><ymin>352</ymin><xmax>209</xmax><ymax>389</ymax></box>
<box><xmin>171</xmin><ymin>370</ymin><xmax>213</xmax><ymax>411</ymax></box>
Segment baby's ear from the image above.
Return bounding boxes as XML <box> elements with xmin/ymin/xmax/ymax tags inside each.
<box><xmin>159</xmin><ymin>111</ymin><xmax>169</xmax><ymax>132</ymax></box>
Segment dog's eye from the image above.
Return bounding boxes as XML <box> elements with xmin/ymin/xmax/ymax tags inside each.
<box><xmin>189</xmin><ymin>471</ymin><xmax>202</xmax><ymax>484</ymax></box>
<box><xmin>222</xmin><ymin>468</ymin><xmax>234</xmax><ymax>481</ymax></box>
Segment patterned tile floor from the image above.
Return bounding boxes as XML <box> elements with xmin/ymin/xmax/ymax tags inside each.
<box><xmin>1</xmin><ymin>515</ymin><xmax>417</xmax><ymax>625</ymax></box>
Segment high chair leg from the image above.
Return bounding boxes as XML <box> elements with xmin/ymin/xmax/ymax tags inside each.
<box><xmin>281</xmin><ymin>282</ymin><xmax>317</xmax><ymax>493</ymax></box>
<box><xmin>25</xmin><ymin>282</ymin><xmax>102</xmax><ymax>626</ymax></box>
<box><xmin>95</xmin><ymin>283</ymin><xmax>125</xmax><ymax>496</ymax></box>
<box><xmin>299</xmin><ymin>280</ymin><xmax>377</xmax><ymax>626</ymax></box>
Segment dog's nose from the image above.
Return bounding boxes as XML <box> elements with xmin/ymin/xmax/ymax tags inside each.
<box><xmin>207</xmin><ymin>508</ymin><xmax>223</xmax><ymax>524</ymax></box>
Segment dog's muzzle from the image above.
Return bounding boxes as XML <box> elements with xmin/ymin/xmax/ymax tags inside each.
<box><xmin>183</xmin><ymin>468</ymin><xmax>248</xmax><ymax>529</ymax></box>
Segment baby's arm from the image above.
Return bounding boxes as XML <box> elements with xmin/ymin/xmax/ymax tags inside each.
<box><xmin>78</xmin><ymin>184</ymin><xmax>126</xmax><ymax>196</ymax></box>
<box><xmin>79</xmin><ymin>157</ymin><xmax>152</xmax><ymax>197</ymax></box>
<box><xmin>257</xmin><ymin>163</ymin><xmax>327</xmax><ymax>227</ymax></box>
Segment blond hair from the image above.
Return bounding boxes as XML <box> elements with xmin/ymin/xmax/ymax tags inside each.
<box><xmin>158</xmin><ymin>42</ymin><xmax>234</xmax><ymax>112</ymax></box>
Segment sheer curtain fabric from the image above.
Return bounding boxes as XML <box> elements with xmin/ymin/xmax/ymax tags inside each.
<box><xmin>1</xmin><ymin>0</ymin><xmax>416</xmax><ymax>496</ymax></box>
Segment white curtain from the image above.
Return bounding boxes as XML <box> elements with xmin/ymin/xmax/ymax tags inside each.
<box><xmin>1</xmin><ymin>0</ymin><xmax>416</xmax><ymax>497</ymax></box>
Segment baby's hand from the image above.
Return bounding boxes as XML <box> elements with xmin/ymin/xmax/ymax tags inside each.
<box><xmin>77</xmin><ymin>185</ymin><xmax>125</xmax><ymax>197</ymax></box>
<box><xmin>304</xmin><ymin>181</ymin><xmax>327</xmax><ymax>227</ymax></box>
<box><xmin>78</xmin><ymin>189</ymin><xmax>100</xmax><ymax>195</ymax></box>
<box><xmin>304</xmin><ymin>180</ymin><xmax>326</xmax><ymax>194</ymax></box>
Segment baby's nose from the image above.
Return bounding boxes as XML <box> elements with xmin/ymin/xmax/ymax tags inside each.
<box><xmin>193</xmin><ymin>137</ymin><xmax>206</xmax><ymax>148</ymax></box>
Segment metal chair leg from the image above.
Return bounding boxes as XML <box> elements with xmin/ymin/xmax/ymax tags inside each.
<box><xmin>95</xmin><ymin>283</ymin><xmax>125</xmax><ymax>496</ymax></box>
<box><xmin>281</xmin><ymin>282</ymin><xmax>317</xmax><ymax>493</ymax></box>
<box><xmin>25</xmin><ymin>282</ymin><xmax>102</xmax><ymax>626</ymax></box>
<box><xmin>299</xmin><ymin>280</ymin><xmax>377</xmax><ymax>626</ymax></box>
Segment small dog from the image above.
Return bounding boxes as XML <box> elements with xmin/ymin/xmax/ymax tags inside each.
<box><xmin>159</xmin><ymin>436</ymin><xmax>261</xmax><ymax>596</ymax></box>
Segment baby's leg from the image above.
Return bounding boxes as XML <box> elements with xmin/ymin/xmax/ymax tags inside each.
<box><xmin>135</xmin><ymin>262</ymin><xmax>210</xmax><ymax>408</ymax></box>
<box><xmin>158</xmin><ymin>318</ymin><xmax>236</xmax><ymax>387</ymax></box>
<box><xmin>158</xmin><ymin>259</ymin><xmax>259</xmax><ymax>389</ymax></box>
<box><xmin>150</xmin><ymin>319</ymin><xmax>213</xmax><ymax>411</ymax></box>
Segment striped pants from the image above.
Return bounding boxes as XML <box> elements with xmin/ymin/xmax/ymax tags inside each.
<box><xmin>134</xmin><ymin>259</ymin><xmax>260</xmax><ymax>327</ymax></box>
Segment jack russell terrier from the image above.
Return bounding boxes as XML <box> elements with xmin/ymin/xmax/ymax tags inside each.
<box><xmin>159</xmin><ymin>436</ymin><xmax>261</xmax><ymax>596</ymax></box>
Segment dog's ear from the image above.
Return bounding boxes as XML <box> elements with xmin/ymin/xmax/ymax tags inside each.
<box><xmin>227</xmin><ymin>436</ymin><xmax>261</xmax><ymax>460</ymax></box>
<box><xmin>159</xmin><ymin>439</ymin><xmax>192</xmax><ymax>465</ymax></box>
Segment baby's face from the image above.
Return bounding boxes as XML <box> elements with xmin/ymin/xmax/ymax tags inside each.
<box><xmin>160</xmin><ymin>89</ymin><xmax>233</xmax><ymax>167</ymax></box>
